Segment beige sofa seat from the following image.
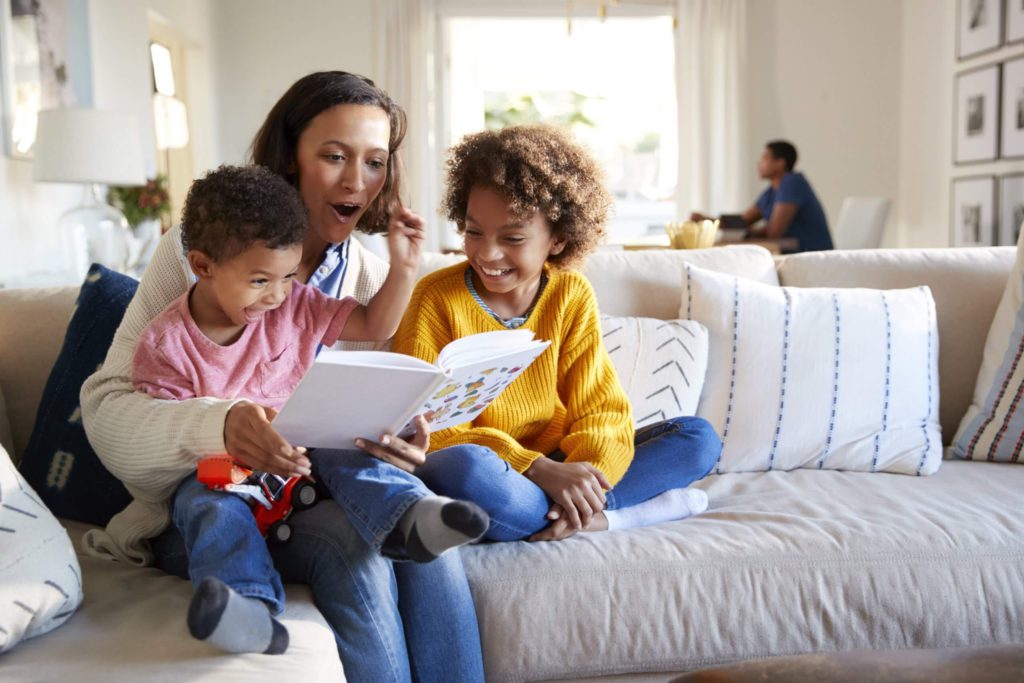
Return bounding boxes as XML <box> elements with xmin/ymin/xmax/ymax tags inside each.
<box><xmin>462</xmin><ymin>461</ymin><xmax>1024</xmax><ymax>682</ymax></box>
<box><xmin>0</xmin><ymin>519</ymin><xmax>344</xmax><ymax>682</ymax></box>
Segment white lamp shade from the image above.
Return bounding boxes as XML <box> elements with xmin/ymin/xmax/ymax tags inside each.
<box><xmin>33</xmin><ymin>108</ymin><xmax>147</xmax><ymax>186</ymax></box>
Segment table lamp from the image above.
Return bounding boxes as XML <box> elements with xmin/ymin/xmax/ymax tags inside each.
<box><xmin>32</xmin><ymin>108</ymin><xmax>146</xmax><ymax>280</ymax></box>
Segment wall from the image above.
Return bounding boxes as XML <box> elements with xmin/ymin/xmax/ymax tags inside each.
<box><xmin>0</xmin><ymin>0</ymin><xmax>216</xmax><ymax>284</ymax></box>
<box><xmin>896</xmin><ymin>0</ymin><xmax>1024</xmax><ymax>248</ymax></box>
<box><xmin>209</xmin><ymin>0</ymin><xmax>375</xmax><ymax>166</ymax></box>
<box><xmin>746</xmin><ymin>0</ymin><xmax>904</xmax><ymax>246</ymax></box>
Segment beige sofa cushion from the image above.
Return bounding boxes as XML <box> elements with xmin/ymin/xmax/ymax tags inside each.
<box><xmin>584</xmin><ymin>246</ymin><xmax>779</xmax><ymax>319</ymax></box>
<box><xmin>462</xmin><ymin>460</ymin><xmax>1024</xmax><ymax>681</ymax></box>
<box><xmin>0</xmin><ymin>286</ymin><xmax>78</xmax><ymax>460</ymax></box>
<box><xmin>777</xmin><ymin>247</ymin><xmax>1015</xmax><ymax>443</ymax></box>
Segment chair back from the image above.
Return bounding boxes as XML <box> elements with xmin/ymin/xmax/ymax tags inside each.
<box><xmin>834</xmin><ymin>197</ymin><xmax>891</xmax><ymax>249</ymax></box>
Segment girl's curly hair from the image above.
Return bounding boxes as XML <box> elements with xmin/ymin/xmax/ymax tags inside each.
<box><xmin>441</xmin><ymin>124</ymin><xmax>613</xmax><ymax>268</ymax></box>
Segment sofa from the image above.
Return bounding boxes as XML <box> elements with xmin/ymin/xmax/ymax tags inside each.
<box><xmin>1</xmin><ymin>244</ymin><xmax>1022</xmax><ymax>682</ymax></box>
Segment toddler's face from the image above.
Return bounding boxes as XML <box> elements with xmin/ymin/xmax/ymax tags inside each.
<box><xmin>462</xmin><ymin>185</ymin><xmax>565</xmax><ymax>298</ymax></box>
<box><xmin>198</xmin><ymin>243</ymin><xmax>303</xmax><ymax>327</ymax></box>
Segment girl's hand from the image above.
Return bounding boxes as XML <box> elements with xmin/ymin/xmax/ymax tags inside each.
<box><xmin>529</xmin><ymin>504</ymin><xmax>579</xmax><ymax>542</ymax></box>
<box><xmin>524</xmin><ymin>458</ymin><xmax>611</xmax><ymax>531</ymax></box>
<box><xmin>224</xmin><ymin>402</ymin><xmax>311</xmax><ymax>478</ymax></box>
<box><xmin>387</xmin><ymin>208</ymin><xmax>426</xmax><ymax>272</ymax></box>
<box><xmin>355</xmin><ymin>415</ymin><xmax>430</xmax><ymax>473</ymax></box>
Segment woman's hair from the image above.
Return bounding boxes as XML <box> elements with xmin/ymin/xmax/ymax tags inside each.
<box><xmin>441</xmin><ymin>124</ymin><xmax>613</xmax><ymax>268</ymax></box>
<box><xmin>249</xmin><ymin>71</ymin><xmax>407</xmax><ymax>234</ymax></box>
<box><xmin>181</xmin><ymin>165</ymin><xmax>307</xmax><ymax>263</ymax></box>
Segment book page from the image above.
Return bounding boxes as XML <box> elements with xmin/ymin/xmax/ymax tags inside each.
<box><xmin>273</xmin><ymin>352</ymin><xmax>442</xmax><ymax>449</ymax></box>
<box><xmin>398</xmin><ymin>340</ymin><xmax>550</xmax><ymax>436</ymax></box>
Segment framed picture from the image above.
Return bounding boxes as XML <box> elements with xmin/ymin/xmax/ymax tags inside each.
<box><xmin>999</xmin><ymin>174</ymin><xmax>1024</xmax><ymax>246</ymax></box>
<box><xmin>1009</xmin><ymin>0</ymin><xmax>1024</xmax><ymax>44</ymax></box>
<box><xmin>959</xmin><ymin>0</ymin><xmax>1004</xmax><ymax>59</ymax></box>
<box><xmin>955</xmin><ymin>64</ymin><xmax>1001</xmax><ymax>164</ymax></box>
<box><xmin>1002</xmin><ymin>56</ymin><xmax>1024</xmax><ymax>157</ymax></box>
<box><xmin>0</xmin><ymin>0</ymin><xmax>84</xmax><ymax>160</ymax></box>
<box><xmin>951</xmin><ymin>176</ymin><xmax>997</xmax><ymax>247</ymax></box>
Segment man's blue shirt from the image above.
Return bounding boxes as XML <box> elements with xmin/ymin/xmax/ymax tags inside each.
<box><xmin>755</xmin><ymin>172</ymin><xmax>833</xmax><ymax>252</ymax></box>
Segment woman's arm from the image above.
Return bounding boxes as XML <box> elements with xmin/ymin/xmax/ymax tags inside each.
<box><xmin>80</xmin><ymin>227</ymin><xmax>305</xmax><ymax>496</ymax></box>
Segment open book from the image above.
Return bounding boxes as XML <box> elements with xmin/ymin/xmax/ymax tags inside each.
<box><xmin>273</xmin><ymin>329</ymin><xmax>550</xmax><ymax>450</ymax></box>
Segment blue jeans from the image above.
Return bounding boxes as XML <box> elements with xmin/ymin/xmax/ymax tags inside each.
<box><xmin>312</xmin><ymin>448</ymin><xmax>435</xmax><ymax>556</ymax></box>
<box><xmin>415</xmin><ymin>416</ymin><xmax>722</xmax><ymax>541</ymax></box>
<box><xmin>154</xmin><ymin>473</ymin><xmax>484</xmax><ymax>682</ymax></box>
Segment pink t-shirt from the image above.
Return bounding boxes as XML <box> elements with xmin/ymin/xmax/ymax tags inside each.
<box><xmin>131</xmin><ymin>282</ymin><xmax>359</xmax><ymax>410</ymax></box>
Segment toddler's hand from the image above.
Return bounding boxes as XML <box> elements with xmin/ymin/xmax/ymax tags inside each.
<box><xmin>387</xmin><ymin>208</ymin><xmax>426</xmax><ymax>272</ymax></box>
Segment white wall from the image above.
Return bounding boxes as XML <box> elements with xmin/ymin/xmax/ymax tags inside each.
<box><xmin>746</xmin><ymin>0</ymin><xmax>903</xmax><ymax>246</ymax></box>
<box><xmin>896</xmin><ymin>0</ymin><xmax>1024</xmax><ymax>248</ymax></box>
<box><xmin>209</xmin><ymin>0</ymin><xmax>375</xmax><ymax>166</ymax></box>
<box><xmin>0</xmin><ymin>0</ymin><xmax>216</xmax><ymax>284</ymax></box>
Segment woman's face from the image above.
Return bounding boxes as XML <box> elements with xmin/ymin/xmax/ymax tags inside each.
<box><xmin>294</xmin><ymin>104</ymin><xmax>391</xmax><ymax>245</ymax></box>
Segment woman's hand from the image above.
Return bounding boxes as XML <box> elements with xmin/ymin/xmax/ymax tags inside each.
<box><xmin>524</xmin><ymin>458</ymin><xmax>611</xmax><ymax>531</ymax></box>
<box><xmin>355</xmin><ymin>415</ymin><xmax>430</xmax><ymax>473</ymax></box>
<box><xmin>387</xmin><ymin>207</ymin><xmax>426</xmax><ymax>273</ymax></box>
<box><xmin>224</xmin><ymin>401</ymin><xmax>311</xmax><ymax>478</ymax></box>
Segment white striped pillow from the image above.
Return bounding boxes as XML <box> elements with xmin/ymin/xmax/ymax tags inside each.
<box><xmin>681</xmin><ymin>263</ymin><xmax>942</xmax><ymax>475</ymax></box>
<box><xmin>600</xmin><ymin>316</ymin><xmax>709</xmax><ymax>428</ymax></box>
<box><xmin>0</xmin><ymin>444</ymin><xmax>83</xmax><ymax>653</ymax></box>
<box><xmin>952</xmin><ymin>230</ymin><xmax>1024</xmax><ymax>461</ymax></box>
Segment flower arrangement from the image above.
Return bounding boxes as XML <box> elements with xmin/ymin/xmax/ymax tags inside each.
<box><xmin>109</xmin><ymin>175</ymin><xmax>171</xmax><ymax>229</ymax></box>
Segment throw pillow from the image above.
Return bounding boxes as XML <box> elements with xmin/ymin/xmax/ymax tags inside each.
<box><xmin>681</xmin><ymin>263</ymin><xmax>941</xmax><ymax>475</ymax></box>
<box><xmin>952</xmin><ymin>230</ymin><xmax>1024</xmax><ymax>461</ymax></box>
<box><xmin>600</xmin><ymin>316</ymin><xmax>709</xmax><ymax>428</ymax></box>
<box><xmin>18</xmin><ymin>265</ymin><xmax>136</xmax><ymax>525</ymax></box>
<box><xmin>0</xmin><ymin>443</ymin><xmax>83</xmax><ymax>653</ymax></box>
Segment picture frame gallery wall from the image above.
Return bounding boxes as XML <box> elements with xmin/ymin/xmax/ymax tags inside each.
<box><xmin>954</xmin><ymin>0</ymin><xmax>1024</xmax><ymax>246</ymax></box>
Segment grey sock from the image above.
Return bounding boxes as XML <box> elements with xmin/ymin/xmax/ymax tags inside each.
<box><xmin>397</xmin><ymin>496</ymin><xmax>489</xmax><ymax>563</ymax></box>
<box><xmin>187</xmin><ymin>576</ymin><xmax>289</xmax><ymax>655</ymax></box>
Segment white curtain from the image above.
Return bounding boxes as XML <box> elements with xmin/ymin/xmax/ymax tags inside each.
<box><xmin>675</xmin><ymin>0</ymin><xmax>749</xmax><ymax>218</ymax></box>
<box><xmin>372</xmin><ymin>0</ymin><xmax>443</xmax><ymax>253</ymax></box>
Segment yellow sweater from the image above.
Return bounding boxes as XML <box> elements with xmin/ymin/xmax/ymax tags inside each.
<box><xmin>393</xmin><ymin>262</ymin><xmax>635</xmax><ymax>485</ymax></box>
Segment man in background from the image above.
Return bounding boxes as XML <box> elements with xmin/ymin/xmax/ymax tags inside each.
<box><xmin>691</xmin><ymin>140</ymin><xmax>833</xmax><ymax>253</ymax></box>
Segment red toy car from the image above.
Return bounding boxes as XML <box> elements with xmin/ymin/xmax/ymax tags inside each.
<box><xmin>197</xmin><ymin>456</ymin><xmax>319</xmax><ymax>544</ymax></box>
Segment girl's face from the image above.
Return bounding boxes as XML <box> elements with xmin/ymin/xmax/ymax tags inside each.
<box><xmin>294</xmin><ymin>104</ymin><xmax>391</xmax><ymax>245</ymax></box>
<box><xmin>462</xmin><ymin>185</ymin><xmax>565</xmax><ymax>307</ymax></box>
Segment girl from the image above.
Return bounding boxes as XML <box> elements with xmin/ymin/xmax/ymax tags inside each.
<box><xmin>391</xmin><ymin>125</ymin><xmax>722</xmax><ymax>542</ymax></box>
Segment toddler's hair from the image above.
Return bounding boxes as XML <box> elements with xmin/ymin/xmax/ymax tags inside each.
<box><xmin>441</xmin><ymin>124</ymin><xmax>613</xmax><ymax>268</ymax></box>
<box><xmin>181</xmin><ymin>164</ymin><xmax>307</xmax><ymax>262</ymax></box>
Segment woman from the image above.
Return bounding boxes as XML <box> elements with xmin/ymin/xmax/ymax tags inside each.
<box><xmin>80</xmin><ymin>72</ymin><xmax>483</xmax><ymax>682</ymax></box>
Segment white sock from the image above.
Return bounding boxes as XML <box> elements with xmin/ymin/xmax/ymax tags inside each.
<box><xmin>187</xmin><ymin>576</ymin><xmax>289</xmax><ymax>655</ymax></box>
<box><xmin>396</xmin><ymin>495</ymin><xmax>489</xmax><ymax>562</ymax></box>
<box><xmin>604</xmin><ymin>488</ymin><xmax>709</xmax><ymax>531</ymax></box>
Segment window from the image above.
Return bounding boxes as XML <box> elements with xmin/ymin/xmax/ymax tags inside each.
<box><xmin>444</xmin><ymin>13</ymin><xmax>677</xmax><ymax>240</ymax></box>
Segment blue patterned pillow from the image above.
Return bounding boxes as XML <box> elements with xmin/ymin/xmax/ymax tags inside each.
<box><xmin>18</xmin><ymin>265</ymin><xmax>137</xmax><ymax>525</ymax></box>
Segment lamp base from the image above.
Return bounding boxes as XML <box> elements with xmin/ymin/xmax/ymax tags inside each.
<box><xmin>60</xmin><ymin>184</ymin><xmax>132</xmax><ymax>280</ymax></box>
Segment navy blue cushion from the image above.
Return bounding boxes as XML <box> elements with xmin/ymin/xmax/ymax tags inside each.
<box><xmin>19</xmin><ymin>264</ymin><xmax>138</xmax><ymax>525</ymax></box>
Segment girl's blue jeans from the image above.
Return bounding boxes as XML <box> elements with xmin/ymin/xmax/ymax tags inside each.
<box><xmin>416</xmin><ymin>416</ymin><xmax>722</xmax><ymax>541</ymax></box>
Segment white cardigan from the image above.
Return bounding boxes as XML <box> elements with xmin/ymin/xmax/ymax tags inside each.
<box><xmin>80</xmin><ymin>226</ymin><xmax>389</xmax><ymax>565</ymax></box>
